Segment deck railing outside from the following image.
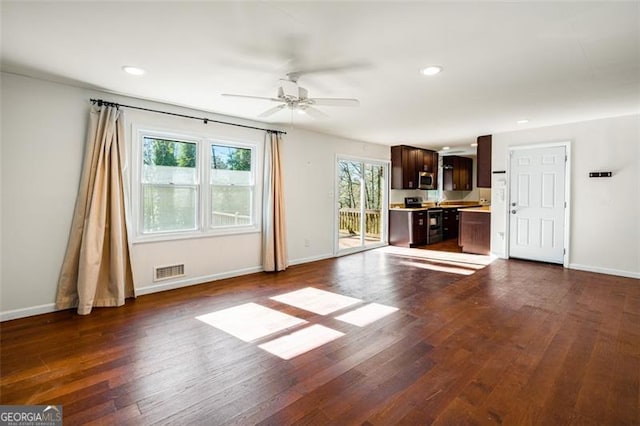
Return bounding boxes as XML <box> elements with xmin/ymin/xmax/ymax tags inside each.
<box><xmin>212</xmin><ymin>211</ymin><xmax>251</xmax><ymax>226</ymax></box>
<box><xmin>338</xmin><ymin>208</ymin><xmax>381</xmax><ymax>238</ymax></box>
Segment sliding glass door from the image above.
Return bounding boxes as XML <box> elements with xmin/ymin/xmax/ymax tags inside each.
<box><xmin>336</xmin><ymin>157</ymin><xmax>388</xmax><ymax>254</ymax></box>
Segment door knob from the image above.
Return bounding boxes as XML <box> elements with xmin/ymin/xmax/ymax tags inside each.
<box><xmin>511</xmin><ymin>202</ymin><xmax>516</xmax><ymax>206</ymax></box>
<box><xmin>511</xmin><ymin>209</ymin><xmax>517</xmax><ymax>214</ymax></box>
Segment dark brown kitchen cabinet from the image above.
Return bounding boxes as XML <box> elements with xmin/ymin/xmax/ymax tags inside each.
<box><xmin>424</xmin><ymin>151</ymin><xmax>439</xmax><ymax>181</ymax></box>
<box><xmin>443</xmin><ymin>155</ymin><xmax>472</xmax><ymax>191</ymax></box>
<box><xmin>391</xmin><ymin>145</ymin><xmax>415</xmax><ymax>189</ymax></box>
<box><xmin>476</xmin><ymin>135</ymin><xmax>492</xmax><ymax>188</ymax></box>
<box><xmin>412</xmin><ymin>210</ymin><xmax>428</xmax><ymax>246</ymax></box>
<box><xmin>391</xmin><ymin>145</ymin><xmax>439</xmax><ymax>189</ymax></box>
<box><xmin>442</xmin><ymin>208</ymin><xmax>459</xmax><ymax>240</ymax></box>
<box><xmin>389</xmin><ymin>209</ymin><xmax>428</xmax><ymax>247</ymax></box>
<box><xmin>459</xmin><ymin>210</ymin><xmax>491</xmax><ymax>254</ymax></box>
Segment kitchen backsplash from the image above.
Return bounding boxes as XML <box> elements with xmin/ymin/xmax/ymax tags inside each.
<box><xmin>391</xmin><ymin>188</ymin><xmax>491</xmax><ymax>205</ymax></box>
<box><xmin>389</xmin><ymin>189</ymin><xmax>439</xmax><ymax>204</ymax></box>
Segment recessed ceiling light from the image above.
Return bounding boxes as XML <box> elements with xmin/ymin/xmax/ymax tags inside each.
<box><xmin>517</xmin><ymin>119</ymin><xmax>529</xmax><ymax>124</ymax></box>
<box><xmin>470</xmin><ymin>143</ymin><xmax>478</xmax><ymax>147</ymax></box>
<box><xmin>122</xmin><ymin>66</ymin><xmax>145</xmax><ymax>76</ymax></box>
<box><xmin>442</xmin><ymin>146</ymin><xmax>450</xmax><ymax>150</ymax></box>
<box><xmin>420</xmin><ymin>66</ymin><xmax>442</xmax><ymax>76</ymax></box>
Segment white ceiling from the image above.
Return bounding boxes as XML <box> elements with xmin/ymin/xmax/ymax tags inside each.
<box><xmin>2</xmin><ymin>1</ymin><xmax>639</xmax><ymax>150</ymax></box>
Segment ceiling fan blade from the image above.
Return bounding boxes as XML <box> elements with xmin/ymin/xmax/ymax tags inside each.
<box><xmin>286</xmin><ymin>61</ymin><xmax>370</xmax><ymax>80</ymax></box>
<box><xmin>222</xmin><ymin>93</ymin><xmax>282</xmax><ymax>102</ymax></box>
<box><xmin>310</xmin><ymin>98</ymin><xmax>360</xmax><ymax>107</ymax></box>
<box><xmin>302</xmin><ymin>106</ymin><xmax>329</xmax><ymax>119</ymax></box>
<box><xmin>258</xmin><ymin>104</ymin><xmax>287</xmax><ymax>118</ymax></box>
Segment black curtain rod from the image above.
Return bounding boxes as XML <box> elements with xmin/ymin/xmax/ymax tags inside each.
<box><xmin>89</xmin><ymin>98</ymin><xmax>286</xmax><ymax>135</ymax></box>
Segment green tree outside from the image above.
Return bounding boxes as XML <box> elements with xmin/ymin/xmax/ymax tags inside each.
<box><xmin>143</xmin><ymin>137</ymin><xmax>195</xmax><ymax>168</ymax></box>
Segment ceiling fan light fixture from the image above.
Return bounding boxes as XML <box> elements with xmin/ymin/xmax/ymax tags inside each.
<box><xmin>122</xmin><ymin>66</ymin><xmax>145</xmax><ymax>76</ymax></box>
<box><xmin>420</xmin><ymin>66</ymin><xmax>442</xmax><ymax>76</ymax></box>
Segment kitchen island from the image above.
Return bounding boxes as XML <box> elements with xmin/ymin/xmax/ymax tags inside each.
<box><xmin>458</xmin><ymin>206</ymin><xmax>491</xmax><ymax>254</ymax></box>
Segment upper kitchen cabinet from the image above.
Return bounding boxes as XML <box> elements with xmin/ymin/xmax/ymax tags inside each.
<box><xmin>476</xmin><ymin>135</ymin><xmax>492</xmax><ymax>188</ymax></box>
<box><xmin>443</xmin><ymin>155</ymin><xmax>472</xmax><ymax>191</ymax></box>
<box><xmin>391</xmin><ymin>145</ymin><xmax>439</xmax><ymax>189</ymax></box>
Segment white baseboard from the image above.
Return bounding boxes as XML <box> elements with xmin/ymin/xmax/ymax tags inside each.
<box><xmin>288</xmin><ymin>253</ymin><xmax>335</xmax><ymax>266</ymax></box>
<box><xmin>1</xmin><ymin>266</ymin><xmax>266</xmax><ymax>321</ymax></box>
<box><xmin>0</xmin><ymin>303</ymin><xmax>58</xmax><ymax>322</ymax></box>
<box><xmin>135</xmin><ymin>265</ymin><xmax>264</xmax><ymax>296</ymax></box>
<box><xmin>568</xmin><ymin>263</ymin><xmax>640</xmax><ymax>279</ymax></box>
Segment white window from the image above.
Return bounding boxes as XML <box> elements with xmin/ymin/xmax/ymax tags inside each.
<box><xmin>142</xmin><ymin>136</ymin><xmax>199</xmax><ymax>234</ymax></box>
<box><xmin>210</xmin><ymin>144</ymin><xmax>254</xmax><ymax>228</ymax></box>
<box><xmin>134</xmin><ymin>130</ymin><xmax>258</xmax><ymax>240</ymax></box>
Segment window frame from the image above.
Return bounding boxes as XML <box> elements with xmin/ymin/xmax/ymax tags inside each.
<box><xmin>206</xmin><ymin>141</ymin><xmax>258</xmax><ymax>232</ymax></box>
<box><xmin>132</xmin><ymin>128</ymin><xmax>260</xmax><ymax>243</ymax></box>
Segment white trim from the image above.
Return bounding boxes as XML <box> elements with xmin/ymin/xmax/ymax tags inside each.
<box><xmin>336</xmin><ymin>242</ymin><xmax>389</xmax><ymax>257</ymax></box>
<box><xmin>288</xmin><ymin>253</ymin><xmax>335</xmax><ymax>266</ymax></box>
<box><xmin>569</xmin><ymin>263</ymin><xmax>640</xmax><ymax>280</ymax></box>
<box><xmin>1</xmin><ymin>303</ymin><xmax>57</xmax><ymax>322</ymax></box>
<box><xmin>132</xmin><ymin>227</ymin><xmax>260</xmax><ymax>244</ymax></box>
<box><xmin>506</xmin><ymin>140</ymin><xmax>571</xmax><ymax>267</ymax></box>
<box><xmin>1</xmin><ymin>265</ymin><xmax>265</xmax><ymax>321</ymax></box>
<box><xmin>135</xmin><ymin>266</ymin><xmax>264</xmax><ymax>296</ymax></box>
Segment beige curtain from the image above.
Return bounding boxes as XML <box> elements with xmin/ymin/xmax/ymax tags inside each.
<box><xmin>56</xmin><ymin>105</ymin><xmax>135</xmax><ymax>315</ymax></box>
<box><xmin>262</xmin><ymin>132</ymin><xmax>288</xmax><ymax>271</ymax></box>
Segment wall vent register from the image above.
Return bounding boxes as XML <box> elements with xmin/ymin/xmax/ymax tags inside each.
<box><xmin>154</xmin><ymin>264</ymin><xmax>185</xmax><ymax>281</ymax></box>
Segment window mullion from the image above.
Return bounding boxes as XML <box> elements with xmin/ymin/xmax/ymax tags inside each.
<box><xmin>201</xmin><ymin>139</ymin><xmax>208</xmax><ymax>231</ymax></box>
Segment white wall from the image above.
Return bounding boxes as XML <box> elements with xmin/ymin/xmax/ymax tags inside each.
<box><xmin>3</xmin><ymin>73</ymin><xmax>636</xmax><ymax>320</ymax></box>
<box><xmin>282</xmin><ymin>127</ymin><xmax>389</xmax><ymax>264</ymax></box>
<box><xmin>0</xmin><ymin>73</ymin><xmax>3</xmax><ymax>301</ymax></box>
<box><xmin>121</xmin><ymin>108</ymin><xmax>267</xmax><ymax>295</ymax></box>
<box><xmin>0</xmin><ymin>73</ymin><xmax>390</xmax><ymax>319</ymax></box>
<box><xmin>491</xmin><ymin>114</ymin><xmax>640</xmax><ymax>278</ymax></box>
<box><xmin>2</xmin><ymin>74</ymin><xmax>87</xmax><ymax>318</ymax></box>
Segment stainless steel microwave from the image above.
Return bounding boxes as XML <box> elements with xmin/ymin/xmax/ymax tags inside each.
<box><xmin>418</xmin><ymin>172</ymin><xmax>435</xmax><ymax>190</ymax></box>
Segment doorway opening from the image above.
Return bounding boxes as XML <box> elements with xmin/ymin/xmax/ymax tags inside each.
<box><xmin>336</xmin><ymin>157</ymin><xmax>389</xmax><ymax>254</ymax></box>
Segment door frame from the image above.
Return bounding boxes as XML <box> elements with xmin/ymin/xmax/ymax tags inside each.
<box><xmin>506</xmin><ymin>141</ymin><xmax>572</xmax><ymax>267</ymax></box>
<box><xmin>334</xmin><ymin>154</ymin><xmax>390</xmax><ymax>256</ymax></box>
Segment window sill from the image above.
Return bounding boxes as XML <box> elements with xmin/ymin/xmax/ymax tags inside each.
<box><xmin>131</xmin><ymin>226</ymin><xmax>261</xmax><ymax>245</ymax></box>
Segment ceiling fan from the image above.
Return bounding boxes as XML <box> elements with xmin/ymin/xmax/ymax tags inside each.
<box><xmin>222</xmin><ymin>73</ymin><xmax>360</xmax><ymax>118</ymax></box>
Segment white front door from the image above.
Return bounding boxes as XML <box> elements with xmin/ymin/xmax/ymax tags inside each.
<box><xmin>509</xmin><ymin>145</ymin><xmax>566</xmax><ymax>264</ymax></box>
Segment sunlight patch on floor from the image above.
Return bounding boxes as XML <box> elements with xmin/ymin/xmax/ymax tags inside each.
<box><xmin>378</xmin><ymin>245</ymin><xmax>494</xmax><ymax>265</ymax></box>
<box><xmin>378</xmin><ymin>246</ymin><xmax>495</xmax><ymax>275</ymax></box>
<box><xmin>398</xmin><ymin>260</ymin><xmax>477</xmax><ymax>276</ymax></box>
<box><xmin>258</xmin><ymin>325</ymin><xmax>345</xmax><ymax>360</ymax></box>
<box><xmin>335</xmin><ymin>303</ymin><xmax>399</xmax><ymax>327</ymax></box>
<box><xmin>197</xmin><ymin>288</ymin><xmax>401</xmax><ymax>360</ymax></box>
<box><xmin>270</xmin><ymin>287</ymin><xmax>362</xmax><ymax>315</ymax></box>
<box><xmin>195</xmin><ymin>303</ymin><xmax>307</xmax><ymax>342</ymax></box>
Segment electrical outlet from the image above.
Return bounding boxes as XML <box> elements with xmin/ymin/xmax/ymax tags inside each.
<box><xmin>304</xmin><ymin>239</ymin><xmax>311</xmax><ymax>247</ymax></box>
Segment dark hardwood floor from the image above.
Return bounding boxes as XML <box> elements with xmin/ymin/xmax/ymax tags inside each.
<box><xmin>1</xmin><ymin>248</ymin><xmax>639</xmax><ymax>425</ymax></box>
<box><xmin>418</xmin><ymin>237</ymin><xmax>463</xmax><ymax>253</ymax></box>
